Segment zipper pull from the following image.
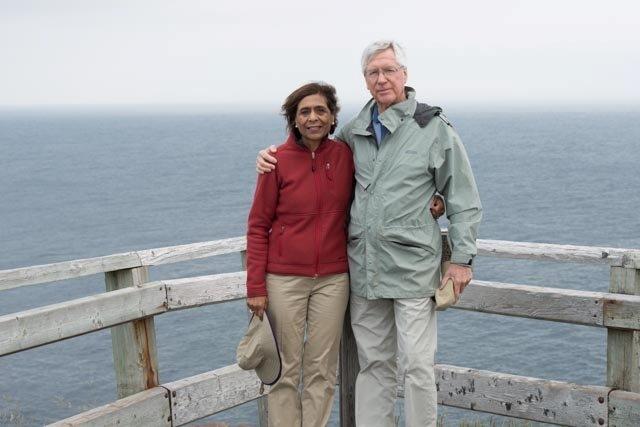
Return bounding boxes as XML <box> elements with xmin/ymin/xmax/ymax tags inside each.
<box><xmin>311</xmin><ymin>151</ymin><xmax>316</xmax><ymax>172</ymax></box>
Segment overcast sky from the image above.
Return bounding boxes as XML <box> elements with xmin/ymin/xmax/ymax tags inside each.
<box><xmin>1</xmin><ymin>0</ymin><xmax>638</xmax><ymax>109</ymax></box>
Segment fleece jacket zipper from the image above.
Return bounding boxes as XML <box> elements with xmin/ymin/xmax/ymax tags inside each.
<box><xmin>311</xmin><ymin>151</ymin><xmax>320</xmax><ymax>278</ymax></box>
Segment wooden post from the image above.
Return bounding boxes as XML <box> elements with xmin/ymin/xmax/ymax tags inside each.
<box><xmin>607</xmin><ymin>252</ymin><xmax>640</xmax><ymax>393</ymax></box>
<box><xmin>339</xmin><ymin>305</ymin><xmax>358</xmax><ymax>427</ymax></box>
<box><xmin>105</xmin><ymin>266</ymin><xmax>159</xmax><ymax>399</ymax></box>
<box><xmin>241</xmin><ymin>250</ymin><xmax>269</xmax><ymax>426</ymax></box>
<box><xmin>338</xmin><ymin>230</ymin><xmax>452</xmax><ymax>426</ymax></box>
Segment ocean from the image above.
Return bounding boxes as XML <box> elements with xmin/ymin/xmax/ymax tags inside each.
<box><xmin>1</xmin><ymin>108</ymin><xmax>639</xmax><ymax>426</ymax></box>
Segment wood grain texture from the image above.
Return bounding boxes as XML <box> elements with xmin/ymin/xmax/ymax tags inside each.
<box><xmin>165</xmin><ymin>272</ymin><xmax>247</xmax><ymax>310</ymax></box>
<box><xmin>452</xmin><ymin>280</ymin><xmax>640</xmax><ymax>330</ymax></box>
<box><xmin>434</xmin><ymin>364</ymin><xmax>610</xmax><ymax>426</ymax></box>
<box><xmin>0</xmin><ymin>252</ymin><xmax>141</xmax><ymax>291</ymax></box>
<box><xmin>477</xmin><ymin>239</ymin><xmax>632</xmax><ymax>265</ymax></box>
<box><xmin>163</xmin><ymin>364</ymin><xmax>263</xmax><ymax>426</ymax></box>
<box><xmin>46</xmin><ymin>362</ymin><xmax>640</xmax><ymax>426</ymax></box>
<box><xmin>0</xmin><ymin>272</ymin><xmax>247</xmax><ymax>356</ymax></box>
<box><xmin>0</xmin><ymin>237</ymin><xmax>246</xmax><ymax>291</ymax></box>
<box><xmin>7</xmin><ymin>271</ymin><xmax>640</xmax><ymax>359</ymax></box>
<box><xmin>137</xmin><ymin>237</ymin><xmax>246</xmax><ymax>266</ymax></box>
<box><xmin>4</xmin><ymin>234</ymin><xmax>637</xmax><ymax>292</ymax></box>
<box><xmin>7</xmin><ymin>233</ymin><xmax>638</xmax><ymax>426</ymax></box>
<box><xmin>106</xmin><ymin>267</ymin><xmax>159</xmax><ymax>398</ymax></box>
<box><xmin>609</xmin><ymin>390</ymin><xmax>640</xmax><ymax>427</ymax></box>
<box><xmin>47</xmin><ymin>387</ymin><xmax>170</xmax><ymax>427</ymax></box>
<box><xmin>456</xmin><ymin>280</ymin><xmax>605</xmax><ymax>326</ymax></box>
<box><xmin>604</xmin><ymin>292</ymin><xmax>640</xmax><ymax>330</ymax></box>
<box><xmin>607</xmin><ymin>254</ymin><xmax>640</xmax><ymax>392</ymax></box>
<box><xmin>0</xmin><ymin>284</ymin><xmax>166</xmax><ymax>356</ymax></box>
<box><xmin>339</xmin><ymin>302</ymin><xmax>359</xmax><ymax>427</ymax></box>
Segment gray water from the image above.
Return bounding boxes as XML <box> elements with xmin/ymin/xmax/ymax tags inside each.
<box><xmin>1</xmin><ymin>108</ymin><xmax>639</xmax><ymax>426</ymax></box>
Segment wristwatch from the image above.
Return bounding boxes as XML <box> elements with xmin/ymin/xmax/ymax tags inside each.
<box><xmin>451</xmin><ymin>255</ymin><xmax>473</xmax><ymax>267</ymax></box>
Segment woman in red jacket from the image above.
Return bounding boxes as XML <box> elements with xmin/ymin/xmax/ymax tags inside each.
<box><xmin>245</xmin><ymin>82</ymin><xmax>353</xmax><ymax>427</ymax></box>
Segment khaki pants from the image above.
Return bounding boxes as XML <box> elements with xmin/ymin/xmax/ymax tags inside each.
<box><xmin>266</xmin><ymin>273</ymin><xmax>350</xmax><ymax>427</ymax></box>
<box><xmin>350</xmin><ymin>294</ymin><xmax>438</xmax><ymax>427</ymax></box>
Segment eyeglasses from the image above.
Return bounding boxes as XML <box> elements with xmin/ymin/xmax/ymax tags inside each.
<box><xmin>364</xmin><ymin>66</ymin><xmax>404</xmax><ymax>80</ymax></box>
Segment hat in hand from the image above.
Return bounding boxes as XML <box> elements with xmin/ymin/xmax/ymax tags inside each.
<box><xmin>236</xmin><ymin>312</ymin><xmax>281</xmax><ymax>385</ymax></box>
<box><xmin>435</xmin><ymin>278</ymin><xmax>458</xmax><ymax>311</ymax></box>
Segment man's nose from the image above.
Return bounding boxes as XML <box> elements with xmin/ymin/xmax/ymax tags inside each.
<box><xmin>375</xmin><ymin>72</ymin><xmax>389</xmax><ymax>83</ymax></box>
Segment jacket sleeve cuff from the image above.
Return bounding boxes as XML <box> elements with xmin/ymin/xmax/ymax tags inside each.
<box><xmin>450</xmin><ymin>252</ymin><xmax>474</xmax><ymax>266</ymax></box>
<box><xmin>246</xmin><ymin>282</ymin><xmax>268</xmax><ymax>298</ymax></box>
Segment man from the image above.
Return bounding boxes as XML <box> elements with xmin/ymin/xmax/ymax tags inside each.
<box><xmin>257</xmin><ymin>40</ymin><xmax>482</xmax><ymax>426</ymax></box>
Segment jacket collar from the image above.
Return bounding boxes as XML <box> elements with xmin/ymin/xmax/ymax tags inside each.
<box><xmin>351</xmin><ymin>87</ymin><xmax>418</xmax><ymax>136</ymax></box>
<box><xmin>283</xmin><ymin>132</ymin><xmax>331</xmax><ymax>153</ymax></box>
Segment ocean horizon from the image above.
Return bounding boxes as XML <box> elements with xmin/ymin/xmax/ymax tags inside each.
<box><xmin>1</xmin><ymin>108</ymin><xmax>639</xmax><ymax>425</ymax></box>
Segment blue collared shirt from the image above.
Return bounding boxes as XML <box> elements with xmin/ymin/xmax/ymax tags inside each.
<box><xmin>371</xmin><ymin>104</ymin><xmax>389</xmax><ymax>145</ymax></box>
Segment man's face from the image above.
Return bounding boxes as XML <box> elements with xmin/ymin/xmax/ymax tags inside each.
<box><xmin>364</xmin><ymin>48</ymin><xmax>407</xmax><ymax>112</ymax></box>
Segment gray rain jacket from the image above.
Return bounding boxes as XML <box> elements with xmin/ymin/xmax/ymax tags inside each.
<box><xmin>336</xmin><ymin>87</ymin><xmax>482</xmax><ymax>299</ymax></box>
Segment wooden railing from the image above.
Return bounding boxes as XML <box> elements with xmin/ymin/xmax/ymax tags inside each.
<box><xmin>1</xmin><ymin>235</ymin><xmax>639</xmax><ymax>426</ymax></box>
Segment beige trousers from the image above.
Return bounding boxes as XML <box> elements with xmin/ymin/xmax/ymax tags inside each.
<box><xmin>350</xmin><ymin>294</ymin><xmax>438</xmax><ymax>427</ymax></box>
<box><xmin>266</xmin><ymin>273</ymin><xmax>350</xmax><ymax>427</ymax></box>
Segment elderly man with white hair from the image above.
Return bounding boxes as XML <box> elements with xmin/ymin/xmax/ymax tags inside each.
<box><xmin>258</xmin><ymin>40</ymin><xmax>482</xmax><ymax>426</ymax></box>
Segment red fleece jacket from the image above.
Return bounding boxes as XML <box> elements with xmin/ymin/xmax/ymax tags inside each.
<box><xmin>246</xmin><ymin>134</ymin><xmax>354</xmax><ymax>297</ymax></box>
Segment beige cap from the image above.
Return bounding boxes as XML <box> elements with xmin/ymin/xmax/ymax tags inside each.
<box><xmin>236</xmin><ymin>313</ymin><xmax>281</xmax><ymax>385</ymax></box>
<box><xmin>435</xmin><ymin>278</ymin><xmax>458</xmax><ymax>311</ymax></box>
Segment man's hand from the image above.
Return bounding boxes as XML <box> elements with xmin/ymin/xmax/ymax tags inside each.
<box><xmin>247</xmin><ymin>296</ymin><xmax>268</xmax><ymax>319</ymax></box>
<box><xmin>441</xmin><ymin>264</ymin><xmax>472</xmax><ymax>299</ymax></box>
<box><xmin>256</xmin><ymin>145</ymin><xmax>278</xmax><ymax>174</ymax></box>
<box><xmin>430</xmin><ymin>195</ymin><xmax>445</xmax><ymax>219</ymax></box>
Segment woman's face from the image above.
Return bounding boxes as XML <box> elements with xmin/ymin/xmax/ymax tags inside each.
<box><xmin>295</xmin><ymin>93</ymin><xmax>334</xmax><ymax>146</ymax></box>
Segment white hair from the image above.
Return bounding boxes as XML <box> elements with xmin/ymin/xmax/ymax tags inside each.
<box><xmin>360</xmin><ymin>40</ymin><xmax>408</xmax><ymax>74</ymax></box>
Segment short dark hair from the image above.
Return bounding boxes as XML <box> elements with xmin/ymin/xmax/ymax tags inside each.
<box><xmin>281</xmin><ymin>82</ymin><xmax>340</xmax><ymax>139</ymax></box>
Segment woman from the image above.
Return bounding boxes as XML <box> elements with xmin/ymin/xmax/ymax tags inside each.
<box><xmin>245</xmin><ymin>82</ymin><xmax>353</xmax><ymax>427</ymax></box>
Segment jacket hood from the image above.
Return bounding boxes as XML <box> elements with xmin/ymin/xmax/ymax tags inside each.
<box><xmin>350</xmin><ymin>87</ymin><xmax>442</xmax><ymax>134</ymax></box>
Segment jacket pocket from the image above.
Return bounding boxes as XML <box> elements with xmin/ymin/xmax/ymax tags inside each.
<box><xmin>278</xmin><ymin>225</ymin><xmax>285</xmax><ymax>257</ymax></box>
<box><xmin>379</xmin><ymin>223</ymin><xmax>436</xmax><ymax>254</ymax></box>
<box><xmin>348</xmin><ymin>221</ymin><xmax>365</xmax><ymax>242</ymax></box>
<box><xmin>377</xmin><ymin>223</ymin><xmax>441</xmax><ymax>294</ymax></box>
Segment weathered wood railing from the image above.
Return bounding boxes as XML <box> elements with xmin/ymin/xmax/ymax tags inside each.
<box><xmin>1</xmin><ymin>235</ymin><xmax>639</xmax><ymax>426</ymax></box>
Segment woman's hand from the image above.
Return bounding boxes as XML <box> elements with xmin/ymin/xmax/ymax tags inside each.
<box><xmin>430</xmin><ymin>195</ymin><xmax>445</xmax><ymax>219</ymax></box>
<box><xmin>247</xmin><ymin>296</ymin><xmax>268</xmax><ymax>319</ymax></box>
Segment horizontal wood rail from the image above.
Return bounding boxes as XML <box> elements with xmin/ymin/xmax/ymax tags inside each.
<box><xmin>48</xmin><ymin>388</ymin><xmax>172</xmax><ymax>427</ymax></box>
<box><xmin>1</xmin><ymin>236</ymin><xmax>635</xmax><ymax>292</ymax></box>
<box><xmin>52</xmin><ymin>362</ymin><xmax>640</xmax><ymax>426</ymax></box>
<box><xmin>0</xmin><ymin>272</ymin><xmax>246</xmax><ymax>357</ymax></box>
<box><xmin>458</xmin><ymin>280</ymin><xmax>640</xmax><ymax>329</ymax></box>
<box><xmin>476</xmin><ymin>239</ymin><xmax>632</xmax><ymax>266</ymax></box>
<box><xmin>0</xmin><ymin>237</ymin><xmax>247</xmax><ymax>291</ymax></box>
<box><xmin>3</xmin><ymin>274</ymin><xmax>640</xmax><ymax>358</ymax></box>
<box><xmin>49</xmin><ymin>364</ymin><xmax>261</xmax><ymax>427</ymax></box>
